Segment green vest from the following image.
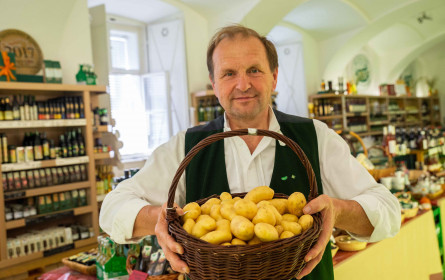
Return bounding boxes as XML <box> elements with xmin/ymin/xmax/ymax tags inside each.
<box><xmin>184</xmin><ymin>110</ymin><xmax>334</xmax><ymax>280</ymax></box>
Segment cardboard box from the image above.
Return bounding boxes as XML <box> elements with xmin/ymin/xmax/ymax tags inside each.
<box><xmin>0</xmin><ymin>51</ymin><xmax>17</xmax><ymax>82</ymax></box>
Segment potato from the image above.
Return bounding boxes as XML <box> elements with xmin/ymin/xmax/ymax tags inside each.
<box><xmin>230</xmin><ymin>215</ymin><xmax>255</xmax><ymax>241</ymax></box>
<box><xmin>282</xmin><ymin>214</ymin><xmax>299</xmax><ymax>223</ymax></box>
<box><xmin>234</xmin><ymin>199</ymin><xmax>258</xmax><ymax>220</ymax></box>
<box><xmin>280</xmin><ymin>231</ymin><xmax>295</xmax><ymax>239</ymax></box>
<box><xmin>244</xmin><ymin>186</ymin><xmax>275</xmax><ymax>204</ymax></box>
<box><xmin>220</xmin><ymin>192</ymin><xmax>232</xmax><ymax>201</ymax></box>
<box><xmin>216</xmin><ymin>219</ymin><xmax>231</xmax><ymax>232</ymax></box>
<box><xmin>247</xmin><ymin>235</ymin><xmax>262</xmax><ymax>245</ymax></box>
<box><xmin>233</xmin><ymin>197</ymin><xmax>242</xmax><ymax>202</ymax></box>
<box><xmin>210</xmin><ymin>204</ymin><xmax>223</xmax><ymax>221</ymax></box>
<box><xmin>266</xmin><ymin>205</ymin><xmax>282</xmax><ymax>225</ymax></box>
<box><xmin>275</xmin><ymin>224</ymin><xmax>284</xmax><ymax>236</ymax></box>
<box><xmin>221</xmin><ymin>242</ymin><xmax>232</xmax><ymax>246</ymax></box>
<box><xmin>183</xmin><ymin>219</ymin><xmax>195</xmax><ymax>234</ymax></box>
<box><xmin>220</xmin><ymin>203</ymin><xmax>237</xmax><ymax>221</ymax></box>
<box><xmin>221</xmin><ymin>199</ymin><xmax>236</xmax><ymax>206</ymax></box>
<box><xmin>281</xmin><ymin>220</ymin><xmax>302</xmax><ymax>235</ymax></box>
<box><xmin>183</xmin><ymin>202</ymin><xmax>201</xmax><ymax>221</ymax></box>
<box><xmin>201</xmin><ymin>230</ymin><xmax>232</xmax><ymax>245</ymax></box>
<box><xmin>288</xmin><ymin>192</ymin><xmax>306</xmax><ymax>217</ymax></box>
<box><xmin>192</xmin><ymin>215</ymin><xmax>217</xmax><ymax>238</ymax></box>
<box><xmin>256</xmin><ymin>200</ymin><xmax>270</xmax><ymax>208</ymax></box>
<box><xmin>231</xmin><ymin>238</ymin><xmax>247</xmax><ymax>245</ymax></box>
<box><xmin>298</xmin><ymin>214</ymin><xmax>314</xmax><ymax>231</ymax></box>
<box><xmin>201</xmin><ymin>198</ymin><xmax>221</xmax><ymax>215</ymax></box>
<box><xmin>252</xmin><ymin>206</ymin><xmax>276</xmax><ymax>226</ymax></box>
<box><xmin>269</xmin><ymin>199</ymin><xmax>288</xmax><ymax>215</ymax></box>
<box><xmin>254</xmin><ymin>223</ymin><xmax>279</xmax><ymax>242</ymax></box>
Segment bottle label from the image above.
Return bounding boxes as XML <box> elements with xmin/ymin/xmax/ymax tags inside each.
<box><xmin>5</xmin><ymin>111</ymin><xmax>13</xmax><ymax>120</ymax></box>
<box><xmin>43</xmin><ymin>143</ymin><xmax>50</xmax><ymax>157</ymax></box>
<box><xmin>34</xmin><ymin>146</ymin><xmax>43</xmax><ymax>160</ymax></box>
<box><xmin>422</xmin><ymin>139</ymin><xmax>428</xmax><ymax>150</ymax></box>
<box><xmin>388</xmin><ymin>140</ymin><xmax>396</xmax><ymax>155</ymax></box>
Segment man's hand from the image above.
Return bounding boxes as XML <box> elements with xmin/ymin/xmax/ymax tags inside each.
<box><xmin>296</xmin><ymin>194</ymin><xmax>337</xmax><ymax>279</ymax></box>
<box><xmin>154</xmin><ymin>202</ymin><xmax>190</xmax><ymax>274</ymax></box>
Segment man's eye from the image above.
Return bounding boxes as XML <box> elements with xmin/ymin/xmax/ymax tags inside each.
<box><xmin>250</xmin><ymin>69</ymin><xmax>259</xmax><ymax>73</ymax></box>
<box><xmin>225</xmin><ymin>72</ymin><xmax>233</xmax><ymax>77</ymax></box>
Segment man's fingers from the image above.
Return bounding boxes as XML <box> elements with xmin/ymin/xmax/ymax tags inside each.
<box><xmin>163</xmin><ymin>245</ymin><xmax>189</xmax><ymax>274</ymax></box>
<box><xmin>303</xmin><ymin>194</ymin><xmax>329</xmax><ymax>215</ymax></box>
<box><xmin>297</xmin><ymin>251</ymin><xmax>323</xmax><ymax>279</ymax></box>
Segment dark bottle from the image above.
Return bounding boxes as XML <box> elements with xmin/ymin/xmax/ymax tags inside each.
<box><xmin>77</xmin><ymin>128</ymin><xmax>85</xmax><ymax>156</ymax></box>
<box><xmin>79</xmin><ymin>97</ymin><xmax>85</xmax><ymax>118</ymax></box>
<box><xmin>197</xmin><ymin>100</ymin><xmax>205</xmax><ymax>122</ymax></box>
<box><xmin>60</xmin><ymin>101</ymin><xmax>66</xmax><ymax>119</ymax></box>
<box><xmin>49</xmin><ymin>139</ymin><xmax>56</xmax><ymax>159</ymax></box>
<box><xmin>69</xmin><ymin>97</ymin><xmax>75</xmax><ymax>119</ymax></box>
<box><xmin>71</xmin><ymin>130</ymin><xmax>79</xmax><ymax>157</ymax></box>
<box><xmin>12</xmin><ymin>95</ymin><xmax>20</xmax><ymax>120</ymax></box>
<box><xmin>4</xmin><ymin>97</ymin><xmax>13</xmax><ymax>121</ymax></box>
<box><xmin>38</xmin><ymin>102</ymin><xmax>45</xmax><ymax>120</ymax></box>
<box><xmin>66</xmin><ymin>132</ymin><xmax>73</xmax><ymax>157</ymax></box>
<box><xmin>205</xmin><ymin>99</ymin><xmax>213</xmax><ymax>121</ymax></box>
<box><xmin>41</xmin><ymin>132</ymin><xmax>50</xmax><ymax>160</ymax></box>
<box><xmin>49</xmin><ymin>102</ymin><xmax>55</xmax><ymax>119</ymax></box>
<box><xmin>0</xmin><ymin>98</ymin><xmax>5</xmax><ymax>121</ymax></box>
<box><xmin>33</xmin><ymin>132</ymin><xmax>43</xmax><ymax>160</ymax></box>
<box><xmin>59</xmin><ymin>135</ymin><xmax>68</xmax><ymax>158</ymax></box>
<box><xmin>44</xmin><ymin>102</ymin><xmax>50</xmax><ymax>120</ymax></box>
<box><xmin>74</xmin><ymin>97</ymin><xmax>80</xmax><ymax>119</ymax></box>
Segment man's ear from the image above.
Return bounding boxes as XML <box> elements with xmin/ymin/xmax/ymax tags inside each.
<box><xmin>272</xmin><ymin>68</ymin><xmax>278</xmax><ymax>90</ymax></box>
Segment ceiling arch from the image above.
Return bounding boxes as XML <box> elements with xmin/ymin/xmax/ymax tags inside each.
<box><xmin>240</xmin><ymin>0</ymin><xmax>309</xmax><ymax>35</ymax></box>
<box><xmin>341</xmin><ymin>0</ymin><xmax>371</xmax><ymax>23</ymax></box>
<box><xmin>388</xmin><ymin>30</ymin><xmax>445</xmax><ymax>82</ymax></box>
<box><xmin>323</xmin><ymin>0</ymin><xmax>443</xmax><ymax>79</ymax></box>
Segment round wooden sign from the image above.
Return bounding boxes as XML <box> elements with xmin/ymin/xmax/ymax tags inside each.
<box><xmin>0</xmin><ymin>29</ymin><xmax>43</xmax><ymax>75</ymax></box>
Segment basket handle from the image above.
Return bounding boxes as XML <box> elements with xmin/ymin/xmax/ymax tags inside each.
<box><xmin>166</xmin><ymin>128</ymin><xmax>319</xmax><ymax>220</ymax></box>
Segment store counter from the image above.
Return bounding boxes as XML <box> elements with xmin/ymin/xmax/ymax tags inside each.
<box><xmin>333</xmin><ymin>210</ymin><xmax>442</xmax><ymax>280</ymax></box>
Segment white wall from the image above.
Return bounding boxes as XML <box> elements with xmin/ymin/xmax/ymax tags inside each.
<box><xmin>0</xmin><ymin>0</ymin><xmax>93</xmax><ymax>84</ymax></box>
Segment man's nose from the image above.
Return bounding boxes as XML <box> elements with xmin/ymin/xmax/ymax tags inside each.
<box><xmin>236</xmin><ymin>73</ymin><xmax>251</xmax><ymax>92</ymax></box>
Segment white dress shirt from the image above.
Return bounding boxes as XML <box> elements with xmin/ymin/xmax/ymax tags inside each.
<box><xmin>100</xmin><ymin>109</ymin><xmax>401</xmax><ymax>244</ymax></box>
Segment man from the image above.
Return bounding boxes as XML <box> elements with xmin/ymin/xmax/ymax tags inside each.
<box><xmin>100</xmin><ymin>25</ymin><xmax>401</xmax><ymax>279</ymax></box>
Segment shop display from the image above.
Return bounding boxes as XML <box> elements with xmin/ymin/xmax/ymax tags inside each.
<box><xmin>0</xmin><ymin>83</ymin><xmax>109</xmax><ymax>277</ymax></box>
<box><xmin>96</xmin><ymin>235</ymin><xmax>127</xmax><ymax>279</ymax></box>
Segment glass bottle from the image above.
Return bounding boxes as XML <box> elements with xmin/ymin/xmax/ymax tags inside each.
<box><xmin>4</xmin><ymin>97</ymin><xmax>13</xmax><ymax>121</ymax></box>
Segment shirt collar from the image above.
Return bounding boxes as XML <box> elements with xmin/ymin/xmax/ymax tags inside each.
<box><xmin>223</xmin><ymin>106</ymin><xmax>280</xmax><ymax>132</ymax></box>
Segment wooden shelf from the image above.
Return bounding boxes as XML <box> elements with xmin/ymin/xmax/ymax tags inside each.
<box><xmin>96</xmin><ymin>193</ymin><xmax>107</xmax><ymax>203</ymax></box>
<box><xmin>0</xmin><ymin>119</ymin><xmax>87</xmax><ymax>129</ymax></box>
<box><xmin>5</xmin><ymin>205</ymin><xmax>93</xmax><ymax>230</ymax></box>
<box><xmin>94</xmin><ymin>152</ymin><xmax>113</xmax><ymax>160</ymax></box>
<box><xmin>1</xmin><ymin>156</ymin><xmax>89</xmax><ymax>172</ymax></box>
<box><xmin>315</xmin><ymin>115</ymin><xmax>343</xmax><ymax>120</ymax></box>
<box><xmin>0</xmin><ymin>238</ymin><xmax>96</xmax><ymax>273</ymax></box>
<box><xmin>93</xmin><ymin>125</ymin><xmax>111</xmax><ymax>132</ymax></box>
<box><xmin>0</xmin><ymin>81</ymin><xmax>106</xmax><ymax>94</ymax></box>
<box><xmin>369</xmin><ymin>121</ymin><xmax>388</xmax><ymax>125</ymax></box>
<box><xmin>4</xmin><ymin>181</ymin><xmax>90</xmax><ymax>200</ymax></box>
<box><xmin>346</xmin><ymin>112</ymin><xmax>368</xmax><ymax>117</ymax></box>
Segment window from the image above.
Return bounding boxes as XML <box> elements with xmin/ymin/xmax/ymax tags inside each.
<box><xmin>109</xmin><ymin>27</ymin><xmax>150</xmax><ymax>160</ymax></box>
<box><xmin>108</xmin><ymin>18</ymin><xmax>189</xmax><ymax>161</ymax></box>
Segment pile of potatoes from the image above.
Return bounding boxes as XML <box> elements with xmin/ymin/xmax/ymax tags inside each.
<box><xmin>181</xmin><ymin>186</ymin><xmax>314</xmax><ymax>245</ymax></box>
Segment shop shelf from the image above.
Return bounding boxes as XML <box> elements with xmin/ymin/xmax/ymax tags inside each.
<box><xmin>2</xmin><ymin>156</ymin><xmax>89</xmax><ymax>172</ymax></box>
<box><xmin>94</xmin><ymin>151</ymin><xmax>114</xmax><ymax>160</ymax></box>
<box><xmin>6</xmin><ymin>205</ymin><xmax>93</xmax><ymax>230</ymax></box>
<box><xmin>4</xmin><ymin>181</ymin><xmax>90</xmax><ymax>201</ymax></box>
<box><xmin>0</xmin><ymin>119</ymin><xmax>86</xmax><ymax>129</ymax></box>
<box><xmin>315</xmin><ymin>115</ymin><xmax>343</xmax><ymax>120</ymax></box>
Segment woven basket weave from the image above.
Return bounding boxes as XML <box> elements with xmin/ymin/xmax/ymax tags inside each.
<box><xmin>166</xmin><ymin>129</ymin><xmax>322</xmax><ymax>280</ymax></box>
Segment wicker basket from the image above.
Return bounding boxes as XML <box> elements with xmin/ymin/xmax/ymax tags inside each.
<box><xmin>61</xmin><ymin>257</ymin><xmax>96</xmax><ymax>276</ymax></box>
<box><xmin>166</xmin><ymin>129</ymin><xmax>322</xmax><ymax>280</ymax></box>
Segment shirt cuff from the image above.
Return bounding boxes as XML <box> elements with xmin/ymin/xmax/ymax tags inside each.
<box><xmin>350</xmin><ymin>194</ymin><xmax>401</xmax><ymax>243</ymax></box>
<box><xmin>111</xmin><ymin>198</ymin><xmax>150</xmax><ymax>244</ymax></box>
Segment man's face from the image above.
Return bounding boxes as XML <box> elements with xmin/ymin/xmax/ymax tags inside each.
<box><xmin>211</xmin><ymin>35</ymin><xmax>278</xmax><ymax>122</ymax></box>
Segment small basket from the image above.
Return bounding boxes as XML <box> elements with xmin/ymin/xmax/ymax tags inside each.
<box><xmin>126</xmin><ymin>254</ymin><xmax>180</xmax><ymax>280</ymax></box>
<box><xmin>61</xmin><ymin>257</ymin><xmax>96</xmax><ymax>276</ymax></box>
<box><xmin>166</xmin><ymin>129</ymin><xmax>322</xmax><ymax>280</ymax></box>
